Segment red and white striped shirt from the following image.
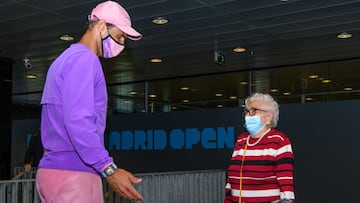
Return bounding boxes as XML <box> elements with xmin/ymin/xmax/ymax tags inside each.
<box><xmin>224</xmin><ymin>128</ymin><xmax>295</xmax><ymax>203</ymax></box>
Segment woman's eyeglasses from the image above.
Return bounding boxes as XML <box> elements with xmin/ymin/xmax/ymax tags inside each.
<box><xmin>243</xmin><ymin>108</ymin><xmax>268</xmax><ymax>116</ymax></box>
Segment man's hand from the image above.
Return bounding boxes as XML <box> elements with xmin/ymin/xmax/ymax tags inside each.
<box><xmin>106</xmin><ymin>168</ymin><xmax>143</xmax><ymax>201</ymax></box>
<box><xmin>24</xmin><ymin>163</ymin><xmax>32</xmax><ymax>173</ymax></box>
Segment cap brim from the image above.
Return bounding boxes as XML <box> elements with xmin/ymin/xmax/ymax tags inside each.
<box><xmin>116</xmin><ymin>25</ymin><xmax>142</xmax><ymax>41</ymax></box>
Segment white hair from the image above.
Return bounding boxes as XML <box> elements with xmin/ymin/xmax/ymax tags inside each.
<box><xmin>245</xmin><ymin>93</ymin><xmax>279</xmax><ymax>127</ymax></box>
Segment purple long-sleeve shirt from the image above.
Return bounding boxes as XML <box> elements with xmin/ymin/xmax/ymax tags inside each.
<box><xmin>39</xmin><ymin>43</ymin><xmax>113</xmax><ymax>175</ymax></box>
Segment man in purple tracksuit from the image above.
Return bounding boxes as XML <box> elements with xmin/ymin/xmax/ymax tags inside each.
<box><xmin>36</xmin><ymin>1</ymin><xmax>143</xmax><ymax>202</ymax></box>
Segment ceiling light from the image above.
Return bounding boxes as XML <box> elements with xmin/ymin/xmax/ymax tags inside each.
<box><xmin>216</xmin><ymin>104</ymin><xmax>224</xmax><ymax>108</ymax></box>
<box><xmin>149</xmin><ymin>94</ymin><xmax>157</xmax><ymax>98</ymax></box>
<box><xmin>182</xmin><ymin>99</ymin><xmax>189</xmax><ymax>103</ymax></box>
<box><xmin>180</xmin><ymin>87</ymin><xmax>190</xmax><ymax>91</ymax></box>
<box><xmin>130</xmin><ymin>91</ymin><xmax>138</xmax><ymax>95</ymax></box>
<box><xmin>309</xmin><ymin>75</ymin><xmax>319</xmax><ymax>79</ymax></box>
<box><xmin>229</xmin><ymin>96</ymin><xmax>237</xmax><ymax>100</ymax></box>
<box><xmin>215</xmin><ymin>93</ymin><xmax>223</xmax><ymax>97</ymax></box>
<box><xmin>270</xmin><ymin>88</ymin><xmax>278</xmax><ymax>93</ymax></box>
<box><xmin>26</xmin><ymin>73</ymin><xmax>38</xmax><ymax>79</ymax></box>
<box><xmin>305</xmin><ymin>97</ymin><xmax>313</xmax><ymax>101</ymax></box>
<box><xmin>233</xmin><ymin>47</ymin><xmax>247</xmax><ymax>53</ymax></box>
<box><xmin>59</xmin><ymin>34</ymin><xmax>74</xmax><ymax>41</ymax></box>
<box><xmin>344</xmin><ymin>87</ymin><xmax>353</xmax><ymax>91</ymax></box>
<box><xmin>152</xmin><ymin>17</ymin><xmax>169</xmax><ymax>25</ymax></box>
<box><xmin>150</xmin><ymin>58</ymin><xmax>162</xmax><ymax>63</ymax></box>
<box><xmin>308</xmin><ymin>75</ymin><xmax>319</xmax><ymax>79</ymax></box>
<box><xmin>240</xmin><ymin>81</ymin><xmax>248</xmax><ymax>85</ymax></box>
<box><xmin>322</xmin><ymin>79</ymin><xmax>331</xmax><ymax>83</ymax></box>
<box><xmin>283</xmin><ymin>92</ymin><xmax>291</xmax><ymax>96</ymax></box>
<box><xmin>337</xmin><ymin>32</ymin><xmax>352</xmax><ymax>39</ymax></box>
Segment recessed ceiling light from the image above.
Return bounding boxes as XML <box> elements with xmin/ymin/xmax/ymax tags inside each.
<box><xmin>308</xmin><ymin>75</ymin><xmax>319</xmax><ymax>79</ymax></box>
<box><xmin>240</xmin><ymin>81</ymin><xmax>248</xmax><ymax>85</ymax></box>
<box><xmin>130</xmin><ymin>91</ymin><xmax>138</xmax><ymax>95</ymax></box>
<box><xmin>149</xmin><ymin>94</ymin><xmax>157</xmax><ymax>98</ymax></box>
<box><xmin>215</xmin><ymin>93</ymin><xmax>223</xmax><ymax>97</ymax></box>
<box><xmin>337</xmin><ymin>32</ymin><xmax>352</xmax><ymax>39</ymax></box>
<box><xmin>306</xmin><ymin>97</ymin><xmax>313</xmax><ymax>101</ymax></box>
<box><xmin>180</xmin><ymin>87</ymin><xmax>190</xmax><ymax>91</ymax></box>
<box><xmin>233</xmin><ymin>47</ymin><xmax>247</xmax><ymax>53</ymax></box>
<box><xmin>216</xmin><ymin>104</ymin><xmax>224</xmax><ymax>108</ymax></box>
<box><xmin>229</xmin><ymin>96</ymin><xmax>237</xmax><ymax>100</ymax></box>
<box><xmin>182</xmin><ymin>99</ymin><xmax>189</xmax><ymax>103</ymax></box>
<box><xmin>59</xmin><ymin>34</ymin><xmax>74</xmax><ymax>41</ymax></box>
<box><xmin>26</xmin><ymin>73</ymin><xmax>38</xmax><ymax>79</ymax></box>
<box><xmin>322</xmin><ymin>79</ymin><xmax>331</xmax><ymax>83</ymax></box>
<box><xmin>283</xmin><ymin>92</ymin><xmax>291</xmax><ymax>96</ymax></box>
<box><xmin>270</xmin><ymin>88</ymin><xmax>278</xmax><ymax>93</ymax></box>
<box><xmin>150</xmin><ymin>58</ymin><xmax>162</xmax><ymax>63</ymax></box>
<box><xmin>344</xmin><ymin>87</ymin><xmax>353</xmax><ymax>91</ymax></box>
<box><xmin>152</xmin><ymin>17</ymin><xmax>169</xmax><ymax>25</ymax></box>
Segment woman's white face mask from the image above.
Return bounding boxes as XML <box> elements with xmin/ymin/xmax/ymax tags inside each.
<box><xmin>244</xmin><ymin>115</ymin><xmax>265</xmax><ymax>136</ymax></box>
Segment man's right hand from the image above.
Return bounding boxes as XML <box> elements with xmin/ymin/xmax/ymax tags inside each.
<box><xmin>106</xmin><ymin>168</ymin><xmax>144</xmax><ymax>201</ymax></box>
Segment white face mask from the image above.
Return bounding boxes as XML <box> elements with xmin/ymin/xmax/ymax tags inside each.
<box><xmin>244</xmin><ymin>115</ymin><xmax>265</xmax><ymax>136</ymax></box>
<box><xmin>101</xmin><ymin>35</ymin><xmax>124</xmax><ymax>58</ymax></box>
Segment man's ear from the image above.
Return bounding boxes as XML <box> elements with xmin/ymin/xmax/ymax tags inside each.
<box><xmin>96</xmin><ymin>20</ymin><xmax>107</xmax><ymax>34</ymax></box>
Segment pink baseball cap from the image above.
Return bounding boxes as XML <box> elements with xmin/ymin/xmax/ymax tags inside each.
<box><xmin>89</xmin><ymin>1</ymin><xmax>142</xmax><ymax>40</ymax></box>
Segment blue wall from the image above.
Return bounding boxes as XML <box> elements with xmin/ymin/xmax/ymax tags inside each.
<box><xmin>11</xmin><ymin>100</ymin><xmax>360</xmax><ymax>202</ymax></box>
<box><xmin>278</xmin><ymin>100</ymin><xmax>360</xmax><ymax>203</ymax></box>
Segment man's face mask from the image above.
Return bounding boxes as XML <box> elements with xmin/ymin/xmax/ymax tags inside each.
<box><xmin>101</xmin><ymin>34</ymin><xmax>124</xmax><ymax>58</ymax></box>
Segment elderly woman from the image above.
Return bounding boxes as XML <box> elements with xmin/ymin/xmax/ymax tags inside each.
<box><xmin>224</xmin><ymin>93</ymin><xmax>295</xmax><ymax>203</ymax></box>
